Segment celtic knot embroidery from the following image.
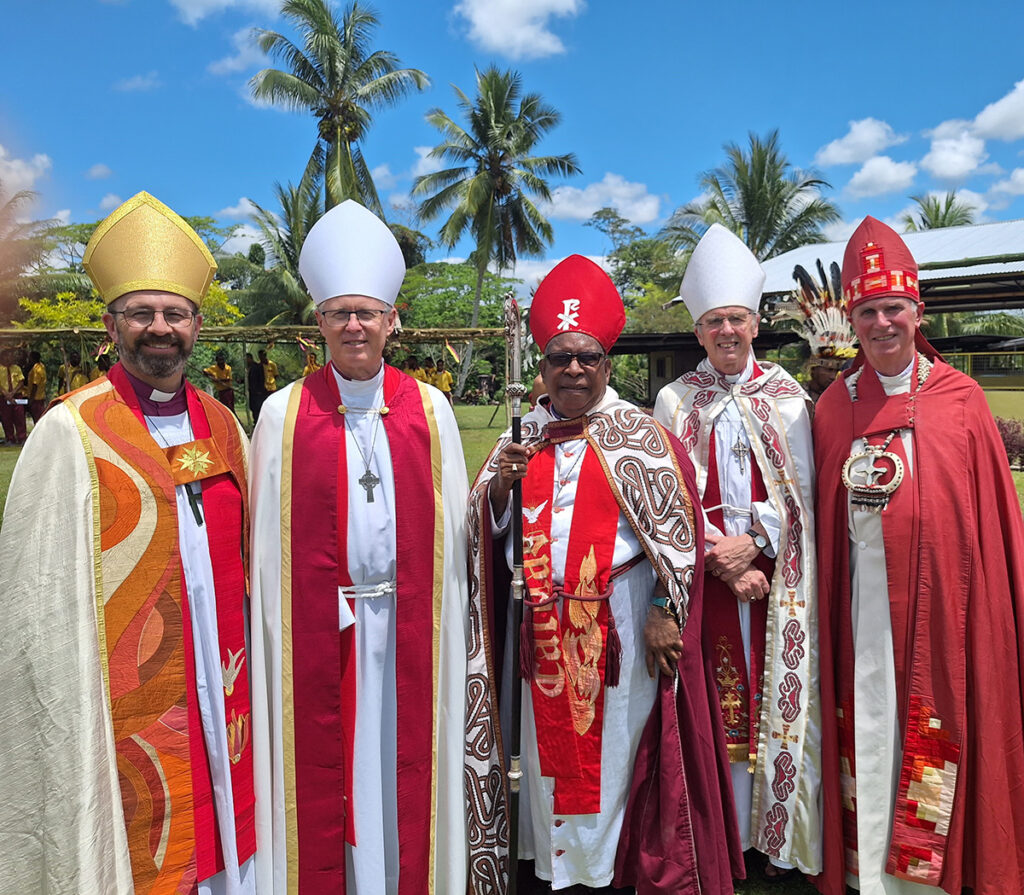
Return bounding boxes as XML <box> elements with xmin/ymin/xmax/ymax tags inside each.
<box><xmin>679</xmin><ymin>409</ymin><xmax>701</xmax><ymax>452</ymax></box>
<box><xmin>682</xmin><ymin>371</ymin><xmax>715</xmax><ymax>388</ymax></box>
<box><xmin>760</xmin><ymin>423</ymin><xmax>786</xmax><ymax>470</ymax></box>
<box><xmin>613</xmin><ymin>456</ymin><xmax>696</xmax><ymax>553</ymax></box>
<box><xmin>589</xmin><ymin>410</ymin><xmax>668</xmax><ymax>457</ymax></box>
<box><xmin>781</xmin><ymin>619</ymin><xmax>806</xmax><ymax>670</ymax></box>
<box><xmin>693</xmin><ymin>389</ymin><xmax>716</xmax><ymax>409</ymax></box>
<box><xmin>749</xmin><ymin>396</ymin><xmax>771</xmax><ymax>423</ymax></box>
<box><xmin>778</xmin><ymin>672</ymin><xmax>803</xmax><ymax>723</ymax></box>
<box><xmin>771</xmin><ymin>751</ymin><xmax>797</xmax><ymax>801</ymax></box>
<box><xmin>764</xmin><ymin>802</ymin><xmax>790</xmax><ymax>852</ymax></box>
<box><xmin>762</xmin><ymin>377</ymin><xmax>804</xmax><ymax>398</ymax></box>
<box><xmin>782</xmin><ymin>494</ymin><xmax>803</xmax><ymax>587</ymax></box>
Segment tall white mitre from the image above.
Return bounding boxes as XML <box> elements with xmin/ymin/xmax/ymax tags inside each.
<box><xmin>299</xmin><ymin>199</ymin><xmax>406</xmax><ymax>305</ymax></box>
<box><xmin>677</xmin><ymin>222</ymin><xmax>766</xmax><ymax>321</ymax></box>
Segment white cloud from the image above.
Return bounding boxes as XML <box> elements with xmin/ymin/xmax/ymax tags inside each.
<box><xmin>218</xmin><ymin>196</ymin><xmax>258</xmax><ymax>218</ymax></box>
<box><xmin>0</xmin><ymin>145</ymin><xmax>52</xmax><ymax>194</ymax></box>
<box><xmin>372</xmin><ymin>164</ymin><xmax>397</xmax><ymax>190</ymax></box>
<box><xmin>54</xmin><ymin>209</ymin><xmax>71</xmax><ymax>225</ymax></box>
<box><xmin>169</xmin><ymin>0</ymin><xmax>279</xmax><ymax>26</ymax></box>
<box><xmin>453</xmin><ymin>0</ymin><xmax>584</xmax><ymax>60</ymax></box>
<box><xmin>821</xmin><ymin>219</ymin><xmax>858</xmax><ymax>243</ymax></box>
<box><xmin>920</xmin><ymin>119</ymin><xmax>988</xmax><ymax>181</ymax></box>
<box><xmin>814</xmin><ymin>118</ymin><xmax>907</xmax><ymax>166</ymax></box>
<box><xmin>974</xmin><ymin>79</ymin><xmax>1024</xmax><ymax>141</ymax></box>
<box><xmin>99</xmin><ymin>193</ymin><xmax>123</xmax><ymax>211</ymax></box>
<box><xmin>220</xmin><ymin>224</ymin><xmax>262</xmax><ymax>256</ymax></box>
<box><xmin>846</xmin><ymin>156</ymin><xmax>917</xmax><ymax>198</ymax></box>
<box><xmin>208</xmin><ymin>25</ymin><xmax>266</xmax><ymax>75</ymax></box>
<box><xmin>86</xmin><ymin>163</ymin><xmax>112</xmax><ymax>180</ymax></box>
<box><xmin>544</xmin><ymin>172</ymin><xmax>661</xmax><ymax>224</ymax></box>
<box><xmin>992</xmin><ymin>167</ymin><xmax>1024</xmax><ymax>196</ymax></box>
<box><xmin>509</xmin><ymin>254</ymin><xmax>608</xmax><ymax>292</ymax></box>
<box><xmin>411</xmin><ymin>146</ymin><xmax>443</xmax><ymax>179</ymax></box>
<box><xmin>114</xmin><ymin>70</ymin><xmax>161</xmax><ymax>92</ymax></box>
<box><xmin>388</xmin><ymin>191</ymin><xmax>416</xmax><ymax>214</ymax></box>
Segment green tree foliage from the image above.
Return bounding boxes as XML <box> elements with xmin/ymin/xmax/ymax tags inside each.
<box><xmin>17</xmin><ymin>290</ymin><xmax>106</xmax><ymax>328</ymax></box>
<box><xmin>389</xmin><ymin>223</ymin><xmax>432</xmax><ymax>269</ymax></box>
<box><xmin>248</xmin><ymin>241</ymin><xmax>266</xmax><ymax>266</ymax></box>
<box><xmin>624</xmin><ymin>284</ymin><xmax>693</xmax><ymax>334</ymax></box>
<box><xmin>413</xmin><ymin>66</ymin><xmax>580</xmax><ymax>394</ymax></box>
<box><xmin>250</xmin><ymin>0</ymin><xmax>428</xmax><ymax>212</ymax></box>
<box><xmin>662</xmin><ymin>130</ymin><xmax>840</xmax><ymax>261</ymax></box>
<box><xmin>200</xmin><ymin>281</ymin><xmax>244</xmax><ymax>326</ymax></box>
<box><xmin>241</xmin><ymin>180</ymin><xmax>322</xmax><ymax>324</ymax></box>
<box><xmin>901</xmin><ymin>192</ymin><xmax>977</xmax><ymax>232</ymax></box>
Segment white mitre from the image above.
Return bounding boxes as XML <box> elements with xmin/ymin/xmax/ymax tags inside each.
<box><xmin>678</xmin><ymin>222</ymin><xmax>765</xmax><ymax>321</ymax></box>
<box><xmin>299</xmin><ymin>199</ymin><xmax>406</xmax><ymax>306</ymax></box>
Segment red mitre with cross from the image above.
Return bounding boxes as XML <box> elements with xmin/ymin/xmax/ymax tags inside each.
<box><xmin>841</xmin><ymin>216</ymin><xmax>920</xmax><ymax>313</ymax></box>
<box><xmin>530</xmin><ymin>254</ymin><xmax>625</xmax><ymax>352</ymax></box>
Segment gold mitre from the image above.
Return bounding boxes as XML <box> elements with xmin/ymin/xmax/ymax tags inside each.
<box><xmin>83</xmin><ymin>191</ymin><xmax>217</xmax><ymax>306</ymax></box>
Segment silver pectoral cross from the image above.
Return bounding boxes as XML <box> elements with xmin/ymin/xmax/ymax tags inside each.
<box><xmin>731</xmin><ymin>433</ymin><xmax>749</xmax><ymax>475</ymax></box>
<box><xmin>358</xmin><ymin>469</ymin><xmax>381</xmax><ymax>502</ymax></box>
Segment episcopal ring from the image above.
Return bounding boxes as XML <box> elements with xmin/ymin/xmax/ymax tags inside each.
<box><xmin>512</xmin><ymin>463</ymin><xmax>518</xmax><ymax>473</ymax></box>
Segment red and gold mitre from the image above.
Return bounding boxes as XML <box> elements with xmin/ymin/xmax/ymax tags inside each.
<box><xmin>83</xmin><ymin>191</ymin><xmax>217</xmax><ymax>306</ymax></box>
<box><xmin>529</xmin><ymin>255</ymin><xmax>625</xmax><ymax>352</ymax></box>
<box><xmin>841</xmin><ymin>215</ymin><xmax>920</xmax><ymax>313</ymax></box>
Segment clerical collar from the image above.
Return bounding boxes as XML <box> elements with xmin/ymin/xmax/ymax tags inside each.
<box><xmin>876</xmin><ymin>357</ymin><xmax>915</xmax><ymax>387</ymax></box>
<box><xmin>331</xmin><ymin>361</ymin><xmax>384</xmax><ymax>397</ymax></box>
<box><xmin>722</xmin><ymin>352</ymin><xmax>755</xmax><ymax>385</ymax></box>
<box><xmin>121</xmin><ymin>366</ymin><xmax>188</xmax><ymax>416</ymax></box>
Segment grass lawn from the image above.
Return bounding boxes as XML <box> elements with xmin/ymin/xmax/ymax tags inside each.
<box><xmin>455</xmin><ymin>402</ymin><xmax>508</xmax><ymax>483</ymax></box>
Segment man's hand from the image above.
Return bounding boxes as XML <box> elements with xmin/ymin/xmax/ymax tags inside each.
<box><xmin>723</xmin><ymin>566</ymin><xmax>770</xmax><ymax>603</ymax></box>
<box><xmin>705</xmin><ymin>532</ymin><xmax>759</xmax><ymax>581</ymax></box>
<box><xmin>487</xmin><ymin>442</ymin><xmax>535</xmax><ymax>516</ymax></box>
<box><xmin>644</xmin><ymin>606</ymin><xmax>683</xmax><ymax>678</ymax></box>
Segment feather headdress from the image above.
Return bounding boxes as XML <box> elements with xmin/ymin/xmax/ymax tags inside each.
<box><xmin>772</xmin><ymin>259</ymin><xmax>857</xmax><ymax>361</ymax></box>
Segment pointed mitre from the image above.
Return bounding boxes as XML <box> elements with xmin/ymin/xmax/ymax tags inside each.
<box><xmin>530</xmin><ymin>255</ymin><xmax>625</xmax><ymax>352</ymax></box>
<box><xmin>841</xmin><ymin>215</ymin><xmax>920</xmax><ymax>312</ymax></box>
<box><xmin>299</xmin><ymin>200</ymin><xmax>406</xmax><ymax>306</ymax></box>
<box><xmin>83</xmin><ymin>191</ymin><xmax>217</xmax><ymax>306</ymax></box>
<box><xmin>678</xmin><ymin>223</ymin><xmax>765</xmax><ymax>321</ymax></box>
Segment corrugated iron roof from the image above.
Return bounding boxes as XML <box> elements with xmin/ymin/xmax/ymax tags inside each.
<box><xmin>761</xmin><ymin>218</ymin><xmax>1024</xmax><ymax>296</ymax></box>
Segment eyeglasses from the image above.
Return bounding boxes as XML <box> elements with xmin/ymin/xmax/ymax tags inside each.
<box><xmin>543</xmin><ymin>351</ymin><xmax>606</xmax><ymax>369</ymax></box>
<box><xmin>320</xmin><ymin>308</ymin><xmax>389</xmax><ymax>327</ymax></box>
<box><xmin>696</xmin><ymin>312</ymin><xmax>753</xmax><ymax>331</ymax></box>
<box><xmin>112</xmin><ymin>308</ymin><xmax>196</xmax><ymax>328</ymax></box>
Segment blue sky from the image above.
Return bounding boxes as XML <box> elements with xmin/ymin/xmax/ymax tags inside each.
<box><xmin>4</xmin><ymin>0</ymin><xmax>1024</xmax><ymax>289</ymax></box>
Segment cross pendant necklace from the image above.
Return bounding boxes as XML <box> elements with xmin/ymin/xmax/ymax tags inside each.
<box><xmin>359</xmin><ymin>469</ymin><xmax>381</xmax><ymax>503</ymax></box>
<box><xmin>731</xmin><ymin>432</ymin><xmax>749</xmax><ymax>475</ymax></box>
<box><xmin>342</xmin><ymin>383</ymin><xmax>385</xmax><ymax>503</ymax></box>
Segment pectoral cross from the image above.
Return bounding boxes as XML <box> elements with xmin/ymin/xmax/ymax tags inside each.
<box><xmin>731</xmin><ymin>433</ymin><xmax>749</xmax><ymax>475</ymax></box>
<box><xmin>358</xmin><ymin>469</ymin><xmax>380</xmax><ymax>502</ymax></box>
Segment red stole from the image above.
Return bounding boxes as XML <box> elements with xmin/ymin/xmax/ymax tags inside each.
<box><xmin>521</xmin><ymin>439</ymin><xmax>620</xmax><ymax>815</ymax></box>
<box><xmin>287</xmin><ymin>364</ymin><xmax>437</xmax><ymax>894</ymax></box>
<box><xmin>89</xmin><ymin>364</ymin><xmax>255</xmax><ymax>889</ymax></box>
<box><xmin>701</xmin><ymin>427</ymin><xmax>771</xmax><ymax>765</ymax></box>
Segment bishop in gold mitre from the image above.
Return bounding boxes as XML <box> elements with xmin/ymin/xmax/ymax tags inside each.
<box><xmin>0</xmin><ymin>191</ymin><xmax>260</xmax><ymax>894</ymax></box>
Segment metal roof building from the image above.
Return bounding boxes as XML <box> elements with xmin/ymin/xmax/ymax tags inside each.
<box><xmin>761</xmin><ymin>219</ymin><xmax>1024</xmax><ymax>312</ymax></box>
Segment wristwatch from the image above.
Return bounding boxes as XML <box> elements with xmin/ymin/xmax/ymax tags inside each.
<box><xmin>747</xmin><ymin>528</ymin><xmax>768</xmax><ymax>552</ymax></box>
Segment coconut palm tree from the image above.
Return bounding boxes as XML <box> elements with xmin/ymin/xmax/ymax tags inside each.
<box><xmin>413</xmin><ymin>66</ymin><xmax>580</xmax><ymax>393</ymax></box>
<box><xmin>901</xmin><ymin>192</ymin><xmax>977</xmax><ymax>231</ymax></box>
<box><xmin>661</xmin><ymin>130</ymin><xmax>840</xmax><ymax>261</ymax></box>
<box><xmin>244</xmin><ymin>178</ymin><xmax>323</xmax><ymax>324</ymax></box>
<box><xmin>250</xmin><ymin>0</ymin><xmax>428</xmax><ymax>214</ymax></box>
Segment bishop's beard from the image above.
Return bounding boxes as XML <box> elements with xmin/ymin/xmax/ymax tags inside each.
<box><xmin>119</xmin><ymin>334</ymin><xmax>190</xmax><ymax>380</ymax></box>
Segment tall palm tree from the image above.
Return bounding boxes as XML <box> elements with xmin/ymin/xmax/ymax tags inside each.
<box><xmin>661</xmin><ymin>130</ymin><xmax>840</xmax><ymax>261</ymax></box>
<box><xmin>413</xmin><ymin>66</ymin><xmax>580</xmax><ymax>393</ymax></box>
<box><xmin>901</xmin><ymin>192</ymin><xmax>977</xmax><ymax>231</ymax></box>
<box><xmin>245</xmin><ymin>178</ymin><xmax>323</xmax><ymax>324</ymax></box>
<box><xmin>250</xmin><ymin>0</ymin><xmax>428</xmax><ymax>213</ymax></box>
